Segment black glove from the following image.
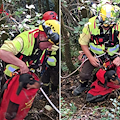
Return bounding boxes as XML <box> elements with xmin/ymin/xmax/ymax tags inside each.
<box><xmin>104</xmin><ymin>70</ymin><xmax>120</xmax><ymax>85</ymax></box>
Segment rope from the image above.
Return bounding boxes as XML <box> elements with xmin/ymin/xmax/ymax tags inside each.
<box><xmin>61</xmin><ymin>58</ymin><xmax>89</xmax><ymax>79</ymax></box>
<box><xmin>40</xmin><ymin>87</ymin><xmax>61</xmax><ymax>115</ymax></box>
<box><xmin>61</xmin><ymin>53</ymin><xmax>106</xmax><ymax>79</ymax></box>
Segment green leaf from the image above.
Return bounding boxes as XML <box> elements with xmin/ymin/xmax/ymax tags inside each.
<box><xmin>80</xmin><ymin>31</ymin><xmax>82</xmax><ymax>34</ymax></box>
<box><xmin>85</xmin><ymin>18</ymin><xmax>89</xmax><ymax>22</ymax></box>
<box><xmin>116</xmin><ymin>116</ymin><xmax>119</xmax><ymax>119</ymax></box>
<box><xmin>108</xmin><ymin>113</ymin><xmax>114</xmax><ymax>118</ymax></box>
<box><xmin>94</xmin><ymin>106</ymin><xmax>99</xmax><ymax>109</ymax></box>
<box><xmin>96</xmin><ymin>19</ymin><xmax>99</xmax><ymax>24</ymax></box>
<box><xmin>70</xmin><ymin>102</ymin><xmax>77</xmax><ymax>113</ymax></box>
<box><xmin>82</xmin><ymin>18</ymin><xmax>86</xmax><ymax>21</ymax></box>
<box><xmin>78</xmin><ymin>7</ymin><xmax>80</xmax><ymax>11</ymax></box>
<box><xmin>112</xmin><ymin>102</ymin><xmax>117</xmax><ymax>107</ymax></box>
<box><xmin>101</xmin><ymin>112</ymin><xmax>105</xmax><ymax>115</ymax></box>
<box><xmin>93</xmin><ymin>111</ymin><xmax>96</xmax><ymax>114</ymax></box>
<box><xmin>74</xmin><ymin>31</ymin><xmax>78</xmax><ymax>33</ymax></box>
<box><xmin>117</xmin><ymin>102</ymin><xmax>120</xmax><ymax>106</ymax></box>
<box><xmin>113</xmin><ymin>98</ymin><xmax>117</xmax><ymax>103</ymax></box>
<box><xmin>15</xmin><ymin>11</ymin><xmax>22</xmax><ymax>16</ymax></box>
<box><xmin>111</xmin><ymin>108</ymin><xmax>115</xmax><ymax>112</ymax></box>
<box><xmin>79</xmin><ymin>21</ymin><xmax>85</xmax><ymax>25</ymax></box>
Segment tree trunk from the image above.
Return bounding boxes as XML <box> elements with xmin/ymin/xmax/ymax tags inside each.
<box><xmin>54</xmin><ymin>0</ymin><xmax>59</xmax><ymax>15</ymax></box>
<box><xmin>61</xmin><ymin>14</ymin><xmax>76</xmax><ymax>73</ymax></box>
<box><xmin>0</xmin><ymin>0</ymin><xmax>2</xmax><ymax>45</ymax></box>
<box><xmin>46</xmin><ymin>0</ymin><xmax>50</xmax><ymax>10</ymax></box>
<box><xmin>38</xmin><ymin>0</ymin><xmax>42</xmax><ymax>13</ymax></box>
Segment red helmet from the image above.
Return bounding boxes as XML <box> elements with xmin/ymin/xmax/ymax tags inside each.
<box><xmin>42</xmin><ymin>11</ymin><xmax>58</xmax><ymax>21</ymax></box>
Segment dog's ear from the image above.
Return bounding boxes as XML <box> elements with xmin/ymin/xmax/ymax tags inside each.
<box><xmin>110</xmin><ymin>79</ymin><xmax>119</xmax><ymax>85</ymax></box>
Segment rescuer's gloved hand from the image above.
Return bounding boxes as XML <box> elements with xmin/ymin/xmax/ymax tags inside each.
<box><xmin>104</xmin><ymin>70</ymin><xmax>120</xmax><ymax>85</ymax></box>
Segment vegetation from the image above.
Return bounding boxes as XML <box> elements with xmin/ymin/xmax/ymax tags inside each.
<box><xmin>0</xmin><ymin>0</ymin><xmax>59</xmax><ymax>119</ymax></box>
<box><xmin>61</xmin><ymin>97</ymin><xmax>120</xmax><ymax>120</ymax></box>
<box><xmin>61</xmin><ymin>0</ymin><xmax>93</xmax><ymax>73</ymax></box>
<box><xmin>0</xmin><ymin>0</ymin><xmax>59</xmax><ymax>44</ymax></box>
<box><xmin>61</xmin><ymin>97</ymin><xmax>77</xmax><ymax>120</ymax></box>
<box><xmin>0</xmin><ymin>0</ymin><xmax>59</xmax><ymax>76</ymax></box>
<box><xmin>61</xmin><ymin>1</ymin><xmax>120</xmax><ymax>120</ymax></box>
<box><xmin>61</xmin><ymin>0</ymin><xmax>120</xmax><ymax>73</ymax></box>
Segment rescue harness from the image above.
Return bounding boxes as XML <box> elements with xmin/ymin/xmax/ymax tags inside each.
<box><xmin>90</xmin><ymin>26</ymin><xmax>119</xmax><ymax>46</ymax></box>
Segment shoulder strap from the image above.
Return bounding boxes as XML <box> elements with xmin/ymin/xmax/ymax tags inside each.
<box><xmin>108</xmin><ymin>26</ymin><xmax>119</xmax><ymax>44</ymax></box>
<box><xmin>109</xmin><ymin>27</ymin><xmax>113</xmax><ymax>43</ymax></box>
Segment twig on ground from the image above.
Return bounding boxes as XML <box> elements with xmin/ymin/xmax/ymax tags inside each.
<box><xmin>42</xmin><ymin>112</ymin><xmax>55</xmax><ymax>120</ymax></box>
<box><xmin>97</xmin><ymin>101</ymin><xmax>108</xmax><ymax>106</ymax></box>
<box><xmin>79</xmin><ymin>104</ymin><xmax>86</xmax><ymax>112</ymax></box>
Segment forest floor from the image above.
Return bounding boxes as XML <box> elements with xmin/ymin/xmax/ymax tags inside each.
<box><xmin>61</xmin><ymin>73</ymin><xmax>120</xmax><ymax>120</ymax></box>
<box><xmin>25</xmin><ymin>89</ymin><xmax>59</xmax><ymax>120</ymax></box>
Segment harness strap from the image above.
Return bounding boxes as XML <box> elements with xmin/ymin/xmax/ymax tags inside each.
<box><xmin>90</xmin><ymin>23</ymin><xmax>119</xmax><ymax>46</ymax></box>
<box><xmin>109</xmin><ymin>27</ymin><xmax>112</xmax><ymax>43</ymax></box>
<box><xmin>91</xmin><ymin>26</ymin><xmax>108</xmax><ymax>45</ymax></box>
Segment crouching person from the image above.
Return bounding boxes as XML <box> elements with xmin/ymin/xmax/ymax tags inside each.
<box><xmin>40</xmin><ymin>50</ymin><xmax>59</xmax><ymax>96</ymax></box>
<box><xmin>0</xmin><ymin>19</ymin><xmax>60</xmax><ymax>120</ymax></box>
<box><xmin>86</xmin><ymin>66</ymin><xmax>120</xmax><ymax>103</ymax></box>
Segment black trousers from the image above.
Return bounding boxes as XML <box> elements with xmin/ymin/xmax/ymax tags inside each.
<box><xmin>41</xmin><ymin>64</ymin><xmax>59</xmax><ymax>94</ymax></box>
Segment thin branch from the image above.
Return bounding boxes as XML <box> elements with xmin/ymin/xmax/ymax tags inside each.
<box><xmin>69</xmin><ymin>0</ymin><xmax>75</xmax><ymax>5</ymax></box>
<box><xmin>42</xmin><ymin>112</ymin><xmax>55</xmax><ymax>120</ymax></box>
<box><xmin>0</xmin><ymin>12</ymin><xmax>15</xmax><ymax>21</ymax></box>
<box><xmin>64</xmin><ymin>25</ymin><xmax>74</xmax><ymax>31</ymax></box>
<box><xmin>61</xmin><ymin>4</ymin><xmax>79</xmax><ymax>26</ymax></box>
<box><xmin>77</xmin><ymin>0</ymin><xmax>80</xmax><ymax>21</ymax></box>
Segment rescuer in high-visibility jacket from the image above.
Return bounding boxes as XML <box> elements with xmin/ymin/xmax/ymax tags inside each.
<box><xmin>0</xmin><ymin>11</ymin><xmax>60</xmax><ymax>120</ymax></box>
<box><xmin>0</xmin><ymin>19</ymin><xmax>60</xmax><ymax>90</ymax></box>
<box><xmin>73</xmin><ymin>4</ymin><xmax>120</xmax><ymax>96</ymax></box>
<box><xmin>40</xmin><ymin>11</ymin><xmax>59</xmax><ymax>95</ymax></box>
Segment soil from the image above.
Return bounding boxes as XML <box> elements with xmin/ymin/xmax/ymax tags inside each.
<box><xmin>61</xmin><ymin>73</ymin><xmax>120</xmax><ymax>120</ymax></box>
<box><xmin>25</xmin><ymin>89</ymin><xmax>59</xmax><ymax>120</ymax></box>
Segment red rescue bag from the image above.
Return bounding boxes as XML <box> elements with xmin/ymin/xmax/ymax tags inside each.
<box><xmin>0</xmin><ymin>72</ymin><xmax>39</xmax><ymax>120</ymax></box>
<box><xmin>86</xmin><ymin>67</ymin><xmax>120</xmax><ymax>102</ymax></box>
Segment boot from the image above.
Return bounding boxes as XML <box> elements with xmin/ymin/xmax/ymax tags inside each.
<box><xmin>73</xmin><ymin>82</ymin><xmax>87</xmax><ymax>96</ymax></box>
<box><xmin>42</xmin><ymin>85</ymin><xmax>49</xmax><ymax>94</ymax></box>
<box><xmin>51</xmin><ymin>84</ymin><xmax>58</xmax><ymax>92</ymax></box>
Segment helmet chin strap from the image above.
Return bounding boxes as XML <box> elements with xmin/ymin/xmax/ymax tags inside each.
<box><xmin>37</xmin><ymin>31</ymin><xmax>48</xmax><ymax>45</ymax></box>
<box><xmin>38</xmin><ymin>40</ymin><xmax>48</xmax><ymax>43</ymax></box>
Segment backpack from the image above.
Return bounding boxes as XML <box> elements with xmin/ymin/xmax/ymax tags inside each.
<box><xmin>86</xmin><ymin>67</ymin><xmax>120</xmax><ymax>103</ymax></box>
<box><xmin>0</xmin><ymin>72</ymin><xmax>39</xmax><ymax>120</ymax></box>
